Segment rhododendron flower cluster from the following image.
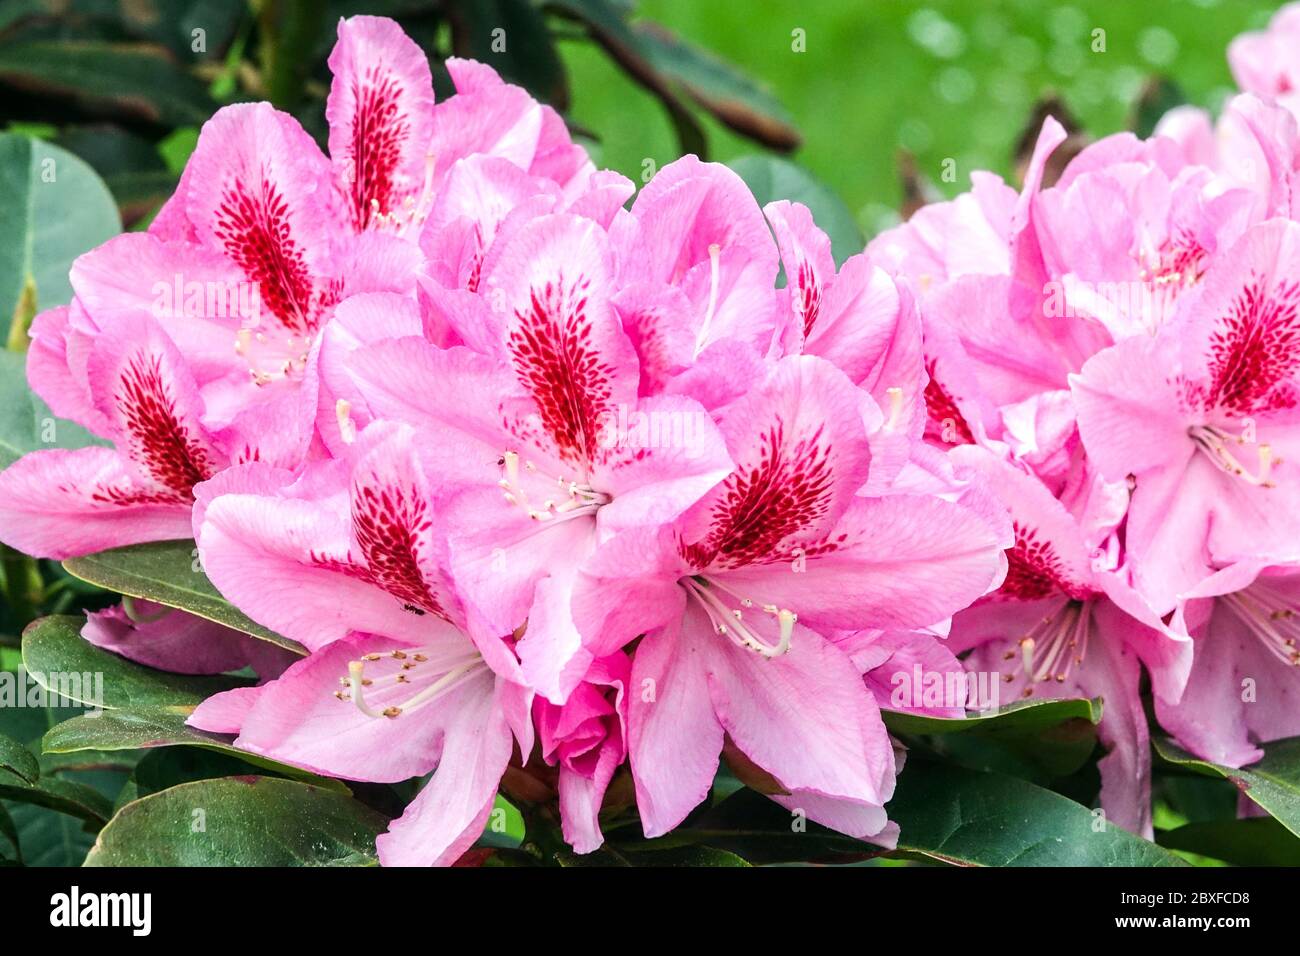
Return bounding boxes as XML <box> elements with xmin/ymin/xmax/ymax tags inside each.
<box><xmin>4</xmin><ymin>10</ymin><xmax>1300</xmax><ymax>866</ymax></box>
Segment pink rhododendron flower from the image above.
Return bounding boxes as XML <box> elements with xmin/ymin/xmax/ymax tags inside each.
<box><xmin>1156</xmin><ymin>557</ymin><xmax>1300</xmax><ymax>769</ymax></box>
<box><xmin>572</xmin><ymin>355</ymin><xmax>1008</xmax><ymax>840</ymax></box>
<box><xmin>1228</xmin><ymin>2</ymin><xmax>1300</xmax><ymax>118</ymax></box>
<box><xmin>1072</xmin><ymin>219</ymin><xmax>1300</xmax><ymax>612</ymax></box>
<box><xmin>945</xmin><ymin>444</ymin><xmax>1190</xmax><ymax>836</ymax></box>
<box><xmin>82</xmin><ymin>599</ymin><xmax>295</xmax><ymax>680</ymax></box>
<box><xmin>0</xmin><ymin>14</ymin><xmax>598</xmax><ymax>562</ymax></box>
<box><xmin>533</xmin><ymin>652</ymin><xmax>630</xmax><ymax>853</ymax></box>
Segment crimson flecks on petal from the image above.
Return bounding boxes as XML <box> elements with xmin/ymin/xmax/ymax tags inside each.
<box><xmin>1202</xmin><ymin>275</ymin><xmax>1300</xmax><ymax>414</ymax></box>
<box><xmin>112</xmin><ymin>353</ymin><xmax>217</xmax><ymax>502</ymax></box>
<box><xmin>681</xmin><ymin>421</ymin><xmax>836</xmax><ymax>570</ymax></box>
<box><xmin>509</xmin><ymin>278</ymin><xmax>615</xmax><ymax>466</ymax></box>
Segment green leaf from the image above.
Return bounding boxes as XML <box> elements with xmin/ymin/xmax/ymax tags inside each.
<box><xmin>729</xmin><ymin>154</ymin><xmax>865</xmax><ymax>266</ymax></box>
<box><xmin>558</xmin><ymin>843</ymin><xmax>750</xmax><ymax>866</ymax></box>
<box><xmin>63</xmin><ymin>541</ymin><xmax>305</xmax><ymax>654</ymax></box>
<box><xmin>632</xmin><ymin>22</ymin><xmax>799</xmax><ymax>151</ymax></box>
<box><xmin>84</xmin><ymin>776</ymin><xmax>388</xmax><ymax>866</ymax></box>
<box><xmin>1157</xmin><ymin>816</ymin><xmax>1300</xmax><ymax>867</ymax></box>
<box><xmin>0</xmin><ymin>41</ymin><xmax>218</xmax><ymax>128</ymax></box>
<box><xmin>887</xmin><ymin>761</ymin><xmax>1185</xmax><ymax>866</ymax></box>
<box><xmin>22</xmin><ymin>615</ymin><xmax>253</xmax><ymax>712</ymax></box>
<box><xmin>447</xmin><ymin>0</ymin><xmax>568</xmax><ymax>109</ymax></box>
<box><xmin>54</xmin><ymin>125</ymin><xmax>177</xmax><ymax>227</ymax></box>
<box><xmin>1155</xmin><ymin>736</ymin><xmax>1300</xmax><ymax>839</ymax></box>
<box><xmin>0</xmin><ymin>730</ymin><xmax>39</xmax><ymax>785</ymax></box>
<box><xmin>43</xmin><ymin>708</ymin><xmax>349</xmax><ymax>793</ymax></box>
<box><xmin>0</xmin><ymin>771</ymin><xmax>112</xmax><ymax>825</ymax></box>
<box><xmin>0</xmin><ymin>802</ymin><xmax>18</xmax><ymax>862</ymax></box>
<box><xmin>883</xmin><ymin>696</ymin><xmax>1101</xmax><ymax>736</ymax></box>
<box><xmin>546</xmin><ymin>0</ymin><xmax>706</xmax><ymax>157</ymax></box>
<box><xmin>3</xmin><ymin>800</ymin><xmax>96</xmax><ymax>866</ymax></box>
<box><xmin>627</xmin><ymin>787</ymin><xmax>881</xmax><ymax>866</ymax></box>
<box><xmin>887</xmin><ymin>697</ymin><xmax>1102</xmax><ymax>782</ymax></box>
<box><xmin>1130</xmin><ymin>76</ymin><xmax>1186</xmax><ymax>140</ymax></box>
<box><xmin>0</xmin><ymin>132</ymin><xmax>121</xmax><ymax>327</ymax></box>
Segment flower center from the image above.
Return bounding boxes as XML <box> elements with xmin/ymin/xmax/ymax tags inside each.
<box><xmin>682</xmin><ymin>575</ymin><xmax>796</xmax><ymax>659</ymax></box>
<box><xmin>1188</xmin><ymin>423</ymin><xmax>1277</xmax><ymax>488</ymax></box>
<box><xmin>234</xmin><ymin>327</ymin><xmax>312</xmax><ymax>387</ymax></box>
<box><xmin>1220</xmin><ymin>585</ymin><xmax>1300</xmax><ymax>667</ymax></box>
<box><xmin>497</xmin><ymin>450</ymin><xmax>610</xmax><ymax>523</ymax></box>
<box><xmin>366</xmin><ymin>153</ymin><xmax>437</xmax><ymax>237</ymax></box>
<box><xmin>335</xmin><ymin>645</ymin><xmax>485</xmax><ymax>719</ymax></box>
<box><xmin>1002</xmin><ymin>599</ymin><xmax>1091</xmax><ymax>694</ymax></box>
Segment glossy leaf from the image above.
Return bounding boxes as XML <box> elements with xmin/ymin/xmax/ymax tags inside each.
<box><xmin>84</xmin><ymin>776</ymin><xmax>388</xmax><ymax>866</ymax></box>
<box><xmin>0</xmin><ymin>132</ymin><xmax>121</xmax><ymax>328</ymax></box>
<box><xmin>887</xmin><ymin>761</ymin><xmax>1186</xmax><ymax>866</ymax></box>
<box><xmin>448</xmin><ymin>0</ymin><xmax>568</xmax><ymax>108</ymax></box>
<box><xmin>22</xmin><ymin>615</ymin><xmax>253</xmax><ymax>712</ymax></box>
<box><xmin>63</xmin><ymin>541</ymin><xmax>305</xmax><ymax>654</ymax></box>
<box><xmin>730</xmin><ymin>154</ymin><xmax>865</xmax><ymax>265</ymax></box>
<box><xmin>1157</xmin><ymin>817</ymin><xmax>1300</xmax><ymax>867</ymax></box>
<box><xmin>0</xmin><ymin>41</ymin><xmax>217</xmax><ymax>128</ymax></box>
<box><xmin>42</xmin><ymin>708</ymin><xmax>349</xmax><ymax>792</ymax></box>
<box><xmin>1155</xmin><ymin>737</ymin><xmax>1300</xmax><ymax>839</ymax></box>
<box><xmin>633</xmin><ymin>22</ymin><xmax>799</xmax><ymax>150</ymax></box>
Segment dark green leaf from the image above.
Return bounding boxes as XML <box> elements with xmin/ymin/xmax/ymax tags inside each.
<box><xmin>546</xmin><ymin>0</ymin><xmax>706</xmax><ymax>157</ymax></box>
<box><xmin>626</xmin><ymin>787</ymin><xmax>881</xmax><ymax>866</ymax></box>
<box><xmin>1130</xmin><ymin>76</ymin><xmax>1186</xmax><ymax>140</ymax></box>
<box><xmin>447</xmin><ymin>0</ymin><xmax>568</xmax><ymax>108</ymax></box>
<box><xmin>884</xmin><ymin>696</ymin><xmax>1101</xmax><ymax>736</ymax></box>
<box><xmin>622</xmin><ymin>845</ymin><xmax>750</xmax><ymax>867</ymax></box>
<box><xmin>888</xmin><ymin>760</ymin><xmax>1185</xmax><ymax>866</ymax></box>
<box><xmin>0</xmin><ymin>802</ymin><xmax>18</xmax><ymax>862</ymax></box>
<box><xmin>0</xmin><ymin>40</ymin><xmax>218</xmax><ymax>127</ymax></box>
<box><xmin>22</xmin><ymin>614</ymin><xmax>253</xmax><ymax>712</ymax></box>
<box><xmin>1155</xmin><ymin>736</ymin><xmax>1300</xmax><ymax>839</ymax></box>
<box><xmin>0</xmin><ymin>132</ymin><xmax>121</xmax><ymax>326</ymax></box>
<box><xmin>0</xmin><ymin>771</ymin><xmax>112</xmax><ymax>825</ymax></box>
<box><xmin>0</xmin><ymin>730</ymin><xmax>39</xmax><ymax>784</ymax></box>
<box><xmin>43</xmin><ymin>708</ymin><xmax>349</xmax><ymax>792</ymax></box>
<box><xmin>1157</xmin><ymin>816</ymin><xmax>1300</xmax><ymax>867</ymax></box>
<box><xmin>632</xmin><ymin>22</ymin><xmax>798</xmax><ymax>151</ymax></box>
<box><xmin>63</xmin><ymin>541</ymin><xmax>305</xmax><ymax>654</ymax></box>
<box><xmin>3</xmin><ymin>800</ymin><xmax>96</xmax><ymax>866</ymax></box>
<box><xmin>729</xmin><ymin>154</ymin><xmax>865</xmax><ymax>266</ymax></box>
<box><xmin>84</xmin><ymin>776</ymin><xmax>387</xmax><ymax>866</ymax></box>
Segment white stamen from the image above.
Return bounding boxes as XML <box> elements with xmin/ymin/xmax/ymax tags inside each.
<box><xmin>497</xmin><ymin>450</ymin><xmax>609</xmax><ymax>523</ymax></box>
<box><xmin>1189</xmin><ymin>424</ymin><xmax>1276</xmax><ymax>487</ymax></box>
<box><xmin>684</xmin><ymin>576</ymin><xmax>795</xmax><ymax>658</ymax></box>
<box><xmin>342</xmin><ymin>650</ymin><xmax>484</xmax><ymax>719</ymax></box>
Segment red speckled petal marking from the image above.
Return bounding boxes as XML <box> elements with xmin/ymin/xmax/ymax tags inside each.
<box><xmin>327</xmin><ymin>16</ymin><xmax>434</xmax><ymax>232</ymax></box>
<box><xmin>1204</xmin><ymin>275</ymin><xmax>1300</xmax><ymax>414</ymax></box>
<box><xmin>113</xmin><ymin>354</ymin><xmax>216</xmax><ymax>502</ymax></box>
<box><xmin>794</xmin><ymin>259</ymin><xmax>823</xmax><ymax>338</ymax></box>
<box><xmin>922</xmin><ymin>358</ymin><xmax>974</xmax><ymax>445</ymax></box>
<box><xmin>508</xmin><ymin>276</ymin><xmax>616</xmax><ymax>467</ymax></box>
<box><xmin>313</xmin><ymin>475</ymin><xmax>446</xmax><ymax>620</ymax></box>
<box><xmin>345</xmin><ymin>68</ymin><xmax>410</xmax><ymax>230</ymax></box>
<box><xmin>682</xmin><ymin>421</ymin><xmax>835</xmax><ymax>570</ymax></box>
<box><xmin>214</xmin><ymin>176</ymin><xmax>317</xmax><ymax>333</ymax></box>
<box><xmin>1000</xmin><ymin>521</ymin><xmax>1088</xmax><ymax>601</ymax></box>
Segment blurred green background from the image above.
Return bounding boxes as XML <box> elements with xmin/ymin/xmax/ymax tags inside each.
<box><xmin>564</xmin><ymin>0</ymin><xmax>1280</xmax><ymax>234</ymax></box>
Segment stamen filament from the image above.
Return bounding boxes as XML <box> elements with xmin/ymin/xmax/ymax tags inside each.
<box><xmin>684</xmin><ymin>576</ymin><xmax>795</xmax><ymax>658</ymax></box>
<box><xmin>1189</xmin><ymin>424</ymin><xmax>1276</xmax><ymax>487</ymax></box>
